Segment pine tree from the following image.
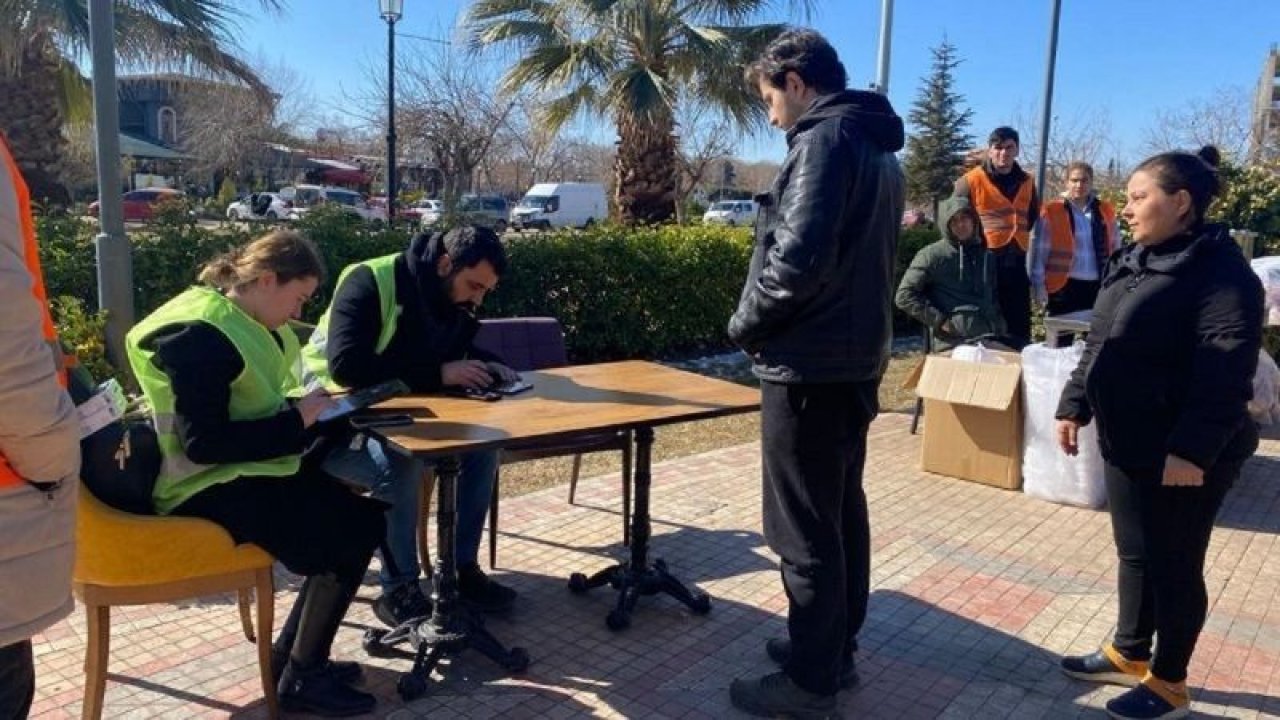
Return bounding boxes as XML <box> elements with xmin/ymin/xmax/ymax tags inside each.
<box><xmin>903</xmin><ymin>39</ymin><xmax>975</xmax><ymax>219</ymax></box>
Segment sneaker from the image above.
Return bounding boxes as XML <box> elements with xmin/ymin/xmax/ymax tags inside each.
<box><xmin>765</xmin><ymin>637</ymin><xmax>858</xmax><ymax>688</ymax></box>
<box><xmin>729</xmin><ymin>671</ymin><xmax>837</xmax><ymax>719</ymax></box>
<box><xmin>1060</xmin><ymin>644</ymin><xmax>1149</xmax><ymax>687</ymax></box>
<box><xmin>458</xmin><ymin>564</ymin><xmax>517</xmax><ymax>614</ymax></box>
<box><xmin>372</xmin><ymin>582</ymin><xmax>432</xmax><ymax>629</ymax></box>
<box><xmin>1105</xmin><ymin>673</ymin><xmax>1190</xmax><ymax>720</ymax></box>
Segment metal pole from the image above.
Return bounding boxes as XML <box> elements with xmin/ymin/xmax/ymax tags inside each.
<box><xmin>1035</xmin><ymin>0</ymin><xmax>1063</xmax><ymax>196</ymax></box>
<box><xmin>874</xmin><ymin>0</ymin><xmax>895</xmax><ymax>95</ymax></box>
<box><xmin>386</xmin><ymin>16</ymin><xmax>398</xmax><ymax>229</ymax></box>
<box><xmin>89</xmin><ymin>0</ymin><xmax>133</xmax><ymax>369</ymax></box>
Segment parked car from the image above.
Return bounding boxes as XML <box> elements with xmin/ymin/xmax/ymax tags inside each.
<box><xmin>88</xmin><ymin>188</ymin><xmax>186</xmax><ymax>222</ymax></box>
<box><xmin>403</xmin><ymin>198</ymin><xmax>442</xmax><ymax>225</ymax></box>
<box><xmin>510</xmin><ymin>182</ymin><xmax>607</xmax><ymax>231</ymax></box>
<box><xmin>225</xmin><ymin>192</ymin><xmax>290</xmax><ymax>221</ymax></box>
<box><xmin>460</xmin><ymin>194</ymin><xmax>510</xmax><ymax>232</ymax></box>
<box><xmin>279</xmin><ymin>184</ymin><xmax>384</xmax><ymax>224</ymax></box>
<box><xmin>417</xmin><ymin>199</ymin><xmax>445</xmax><ymax>228</ymax></box>
<box><xmin>365</xmin><ymin>196</ymin><xmax>418</xmax><ymax>222</ymax></box>
<box><xmin>702</xmin><ymin>200</ymin><xmax>757</xmax><ymax>227</ymax></box>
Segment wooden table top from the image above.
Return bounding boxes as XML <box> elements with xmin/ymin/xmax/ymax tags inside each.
<box><xmin>370</xmin><ymin>360</ymin><xmax>760</xmax><ymax>458</ymax></box>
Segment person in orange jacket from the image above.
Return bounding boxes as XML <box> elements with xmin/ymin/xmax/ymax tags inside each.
<box><xmin>953</xmin><ymin>126</ymin><xmax>1040</xmax><ymax>348</ymax></box>
<box><xmin>1030</xmin><ymin>161</ymin><xmax>1120</xmax><ymax>315</ymax></box>
<box><xmin>0</xmin><ymin>134</ymin><xmax>80</xmax><ymax>718</ymax></box>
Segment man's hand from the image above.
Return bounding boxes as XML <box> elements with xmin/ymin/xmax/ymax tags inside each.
<box><xmin>485</xmin><ymin>362</ymin><xmax>519</xmax><ymax>383</ymax></box>
<box><xmin>295</xmin><ymin>389</ymin><xmax>337</xmax><ymax>428</ymax></box>
<box><xmin>939</xmin><ymin>319</ymin><xmax>956</xmax><ymax>336</ymax></box>
<box><xmin>442</xmin><ymin>359</ymin><xmax>494</xmax><ymax>389</ymax></box>
<box><xmin>1056</xmin><ymin>418</ymin><xmax>1081</xmax><ymax>456</ymax></box>
<box><xmin>1163</xmin><ymin>454</ymin><xmax>1205</xmax><ymax>487</ymax></box>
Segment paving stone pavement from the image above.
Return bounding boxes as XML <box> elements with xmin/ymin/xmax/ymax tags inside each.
<box><xmin>28</xmin><ymin>412</ymin><xmax>1280</xmax><ymax>718</ymax></box>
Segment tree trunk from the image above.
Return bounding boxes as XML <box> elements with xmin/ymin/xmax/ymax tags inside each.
<box><xmin>614</xmin><ymin>111</ymin><xmax>676</xmax><ymax>225</ymax></box>
<box><xmin>0</xmin><ymin>34</ymin><xmax>70</xmax><ymax>205</ymax></box>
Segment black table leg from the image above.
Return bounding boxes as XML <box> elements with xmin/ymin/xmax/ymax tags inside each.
<box><xmin>568</xmin><ymin>425</ymin><xmax>711</xmax><ymax>630</ymax></box>
<box><xmin>392</xmin><ymin>454</ymin><xmax>529</xmax><ymax>700</ymax></box>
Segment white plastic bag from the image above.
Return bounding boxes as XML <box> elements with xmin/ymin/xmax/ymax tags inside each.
<box><xmin>1249</xmin><ymin>349</ymin><xmax>1280</xmax><ymax>426</ymax></box>
<box><xmin>950</xmin><ymin>343</ymin><xmax>1007</xmax><ymax>364</ymax></box>
<box><xmin>1020</xmin><ymin>342</ymin><xmax>1107</xmax><ymax>509</ymax></box>
<box><xmin>1250</xmin><ymin>257</ymin><xmax>1280</xmax><ymax>326</ymax></box>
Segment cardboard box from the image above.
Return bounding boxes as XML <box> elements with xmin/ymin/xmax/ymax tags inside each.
<box><xmin>910</xmin><ymin>351</ymin><xmax>1024</xmax><ymax>490</ymax></box>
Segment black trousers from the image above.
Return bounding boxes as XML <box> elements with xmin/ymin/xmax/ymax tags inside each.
<box><xmin>1047</xmin><ymin>278</ymin><xmax>1101</xmax><ymax>345</ymax></box>
<box><xmin>993</xmin><ymin>246</ymin><xmax>1031</xmax><ymax>348</ymax></box>
<box><xmin>1107</xmin><ymin>460</ymin><xmax>1239</xmax><ymax>682</ymax></box>
<box><xmin>761</xmin><ymin>378</ymin><xmax>879</xmax><ymax>696</ymax></box>
<box><xmin>0</xmin><ymin>639</ymin><xmax>34</xmax><ymax>720</ymax></box>
<box><xmin>173</xmin><ymin>471</ymin><xmax>386</xmax><ymax>585</ymax></box>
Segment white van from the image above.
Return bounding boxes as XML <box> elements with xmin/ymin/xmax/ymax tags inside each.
<box><xmin>510</xmin><ymin>182</ymin><xmax>607</xmax><ymax>230</ymax></box>
<box><xmin>702</xmin><ymin>199</ymin><xmax>758</xmax><ymax>227</ymax></box>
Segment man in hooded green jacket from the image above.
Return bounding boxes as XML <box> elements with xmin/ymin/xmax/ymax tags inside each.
<box><xmin>895</xmin><ymin>197</ymin><xmax>1007</xmax><ymax>350</ymax></box>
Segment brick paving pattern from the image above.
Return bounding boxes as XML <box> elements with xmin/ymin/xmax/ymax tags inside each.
<box><xmin>29</xmin><ymin>412</ymin><xmax>1280</xmax><ymax>718</ymax></box>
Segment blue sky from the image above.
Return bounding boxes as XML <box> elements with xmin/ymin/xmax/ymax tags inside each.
<box><xmin>233</xmin><ymin>0</ymin><xmax>1278</xmax><ymax>167</ymax></box>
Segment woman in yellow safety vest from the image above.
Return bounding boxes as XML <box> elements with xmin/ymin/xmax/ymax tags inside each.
<box><xmin>126</xmin><ymin>230</ymin><xmax>384</xmax><ymax>716</ymax></box>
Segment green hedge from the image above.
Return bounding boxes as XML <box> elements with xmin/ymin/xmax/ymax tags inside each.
<box><xmin>488</xmin><ymin>225</ymin><xmax>752</xmax><ymax>361</ymax></box>
<box><xmin>37</xmin><ymin>209</ymin><xmax>941</xmax><ymax>374</ymax></box>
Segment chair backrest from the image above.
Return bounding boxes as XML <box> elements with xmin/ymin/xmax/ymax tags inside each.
<box><xmin>474</xmin><ymin>317</ymin><xmax>568</xmax><ymax>372</ymax></box>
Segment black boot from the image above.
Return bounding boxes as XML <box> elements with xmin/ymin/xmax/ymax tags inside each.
<box><xmin>278</xmin><ymin>573</ymin><xmax>375</xmax><ymax>717</ymax></box>
<box><xmin>271</xmin><ymin>578</ymin><xmax>362</xmax><ymax>686</ymax></box>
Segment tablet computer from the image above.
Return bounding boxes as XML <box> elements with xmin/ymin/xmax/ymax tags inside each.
<box><xmin>317</xmin><ymin>379</ymin><xmax>410</xmax><ymax>423</ymax></box>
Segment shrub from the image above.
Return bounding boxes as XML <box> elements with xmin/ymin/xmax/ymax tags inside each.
<box><xmin>215</xmin><ymin>177</ymin><xmax>237</xmax><ymax>211</ymax></box>
<box><xmin>893</xmin><ymin>225</ymin><xmax>941</xmax><ymax>332</ymax></box>
<box><xmin>50</xmin><ymin>296</ymin><xmax>116</xmax><ymax>384</ymax></box>
<box><xmin>487</xmin><ymin>223</ymin><xmax>752</xmax><ymax>361</ymax></box>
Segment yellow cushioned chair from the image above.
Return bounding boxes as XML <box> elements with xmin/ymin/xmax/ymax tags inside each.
<box><xmin>73</xmin><ymin>489</ymin><xmax>278</xmax><ymax>720</ymax></box>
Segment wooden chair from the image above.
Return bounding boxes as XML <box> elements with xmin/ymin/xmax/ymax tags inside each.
<box><xmin>417</xmin><ymin>317</ymin><xmax>633</xmax><ymax>572</ymax></box>
<box><xmin>73</xmin><ymin>489</ymin><xmax>278</xmax><ymax>720</ymax></box>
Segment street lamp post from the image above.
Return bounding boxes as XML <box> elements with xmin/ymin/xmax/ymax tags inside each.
<box><xmin>89</xmin><ymin>0</ymin><xmax>134</xmax><ymax>369</ymax></box>
<box><xmin>1036</xmin><ymin>0</ymin><xmax>1063</xmax><ymax>197</ymax></box>
<box><xmin>380</xmin><ymin>0</ymin><xmax>403</xmax><ymax>229</ymax></box>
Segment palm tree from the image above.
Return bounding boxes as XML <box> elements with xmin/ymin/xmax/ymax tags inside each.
<box><xmin>467</xmin><ymin>0</ymin><xmax>804</xmax><ymax>225</ymax></box>
<box><xmin>0</xmin><ymin>1</ymin><xmax>279</xmax><ymax>202</ymax></box>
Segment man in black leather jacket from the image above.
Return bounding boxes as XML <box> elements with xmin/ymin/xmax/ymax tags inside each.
<box><xmin>728</xmin><ymin>27</ymin><xmax>905</xmax><ymax>719</ymax></box>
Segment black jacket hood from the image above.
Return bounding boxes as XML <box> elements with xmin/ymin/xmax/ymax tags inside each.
<box><xmin>403</xmin><ymin>231</ymin><xmax>451</xmax><ymax>314</ymax></box>
<box><xmin>788</xmin><ymin>90</ymin><xmax>905</xmax><ymax>153</ymax></box>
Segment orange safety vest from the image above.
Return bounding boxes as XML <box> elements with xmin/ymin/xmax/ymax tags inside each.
<box><xmin>1041</xmin><ymin>199</ymin><xmax>1117</xmax><ymax>294</ymax></box>
<box><xmin>965</xmin><ymin>167</ymin><xmax>1034</xmax><ymax>252</ymax></box>
<box><xmin>0</xmin><ymin>135</ymin><xmax>67</xmax><ymax>489</ymax></box>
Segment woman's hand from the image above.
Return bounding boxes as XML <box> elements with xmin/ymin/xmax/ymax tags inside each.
<box><xmin>295</xmin><ymin>389</ymin><xmax>336</xmax><ymax>428</ymax></box>
<box><xmin>1163</xmin><ymin>454</ymin><xmax>1205</xmax><ymax>487</ymax></box>
<box><xmin>1056</xmin><ymin>419</ymin><xmax>1082</xmax><ymax>456</ymax></box>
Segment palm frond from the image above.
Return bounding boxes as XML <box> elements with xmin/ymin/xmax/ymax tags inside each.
<box><xmin>678</xmin><ymin>0</ymin><xmax>814</xmax><ymax>24</ymax></box>
<box><xmin>538</xmin><ymin>83</ymin><xmax>600</xmax><ymax>135</ymax></box>
<box><xmin>604</xmin><ymin>63</ymin><xmax>676</xmax><ymax>125</ymax></box>
<box><xmin>112</xmin><ymin>6</ymin><xmax>270</xmax><ymax>96</ymax></box>
<box><xmin>54</xmin><ymin>53</ymin><xmax>91</xmax><ymax>124</ymax></box>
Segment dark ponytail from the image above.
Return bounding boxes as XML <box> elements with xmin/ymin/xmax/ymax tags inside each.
<box><xmin>1132</xmin><ymin>145</ymin><xmax>1222</xmax><ymax>228</ymax></box>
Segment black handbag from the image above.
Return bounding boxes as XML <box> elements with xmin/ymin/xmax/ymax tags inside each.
<box><xmin>66</xmin><ymin>359</ymin><xmax>162</xmax><ymax>514</ymax></box>
<box><xmin>79</xmin><ymin>417</ymin><xmax>162</xmax><ymax>515</ymax></box>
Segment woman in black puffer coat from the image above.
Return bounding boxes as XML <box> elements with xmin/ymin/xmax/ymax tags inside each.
<box><xmin>1053</xmin><ymin>146</ymin><xmax>1263</xmax><ymax>720</ymax></box>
